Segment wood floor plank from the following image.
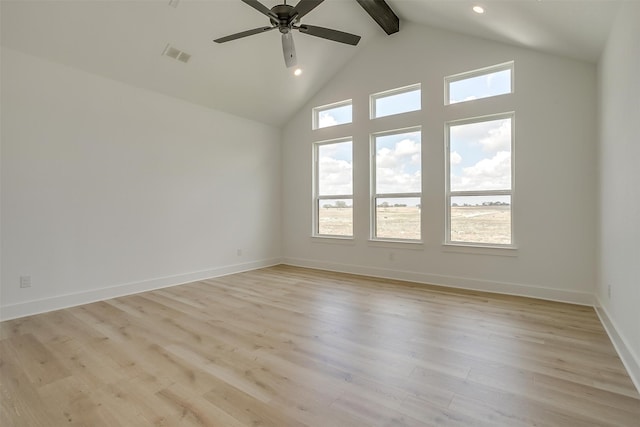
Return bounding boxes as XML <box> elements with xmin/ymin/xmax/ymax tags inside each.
<box><xmin>202</xmin><ymin>376</ymin><xmax>310</xmax><ymax>427</ymax></box>
<box><xmin>0</xmin><ymin>340</ymin><xmax>60</xmax><ymax>426</ymax></box>
<box><xmin>3</xmin><ymin>333</ymin><xmax>70</xmax><ymax>387</ymax></box>
<box><xmin>1</xmin><ymin>265</ymin><xmax>639</xmax><ymax>426</ymax></box>
<box><xmin>467</xmin><ymin>363</ymin><xmax>640</xmax><ymax>426</ymax></box>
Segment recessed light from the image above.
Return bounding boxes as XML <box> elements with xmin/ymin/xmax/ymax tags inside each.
<box><xmin>473</xmin><ymin>5</ymin><xmax>485</xmax><ymax>14</ymax></box>
<box><xmin>294</xmin><ymin>68</ymin><xmax>303</xmax><ymax>76</ymax></box>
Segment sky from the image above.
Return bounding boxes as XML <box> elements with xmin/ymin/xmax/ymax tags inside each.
<box><xmin>374</xmin><ymin>88</ymin><xmax>420</xmax><ymax>118</ymax></box>
<box><xmin>449</xmin><ymin>117</ymin><xmax>512</xmax><ymax>192</ymax></box>
<box><xmin>316</xmin><ymin>130</ymin><xmax>421</xmax><ymax>198</ymax></box>
<box><xmin>449</xmin><ymin>68</ymin><xmax>511</xmax><ymax>104</ymax></box>
<box><xmin>317</xmin><ymin>140</ymin><xmax>352</xmax><ymax>196</ymax></box>
<box><xmin>317</xmin><ymin>87</ymin><xmax>421</xmax><ymax>127</ymax></box>
<box><xmin>317</xmin><ymin>69</ymin><xmax>512</xmax><ymax>206</ymax></box>
<box><xmin>318</xmin><ymin>103</ymin><xmax>352</xmax><ymax>128</ymax></box>
<box><xmin>375</xmin><ymin>130</ymin><xmax>421</xmax><ymax>194</ymax></box>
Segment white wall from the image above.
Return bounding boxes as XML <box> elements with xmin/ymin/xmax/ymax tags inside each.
<box><xmin>1</xmin><ymin>47</ymin><xmax>282</xmax><ymax>319</ymax></box>
<box><xmin>597</xmin><ymin>1</ymin><xmax>640</xmax><ymax>389</ymax></box>
<box><xmin>282</xmin><ymin>23</ymin><xmax>598</xmax><ymax>304</ymax></box>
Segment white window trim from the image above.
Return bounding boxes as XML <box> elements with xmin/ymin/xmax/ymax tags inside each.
<box><xmin>370</xmin><ymin>126</ymin><xmax>423</xmax><ymax>243</ymax></box>
<box><xmin>370</xmin><ymin>83</ymin><xmax>421</xmax><ymax>119</ymax></box>
<box><xmin>312</xmin><ymin>99</ymin><xmax>353</xmax><ymax>130</ymax></box>
<box><xmin>313</xmin><ymin>137</ymin><xmax>354</xmax><ymax>238</ymax></box>
<box><xmin>445</xmin><ymin>112</ymin><xmax>515</xmax><ymax>248</ymax></box>
<box><xmin>444</xmin><ymin>61</ymin><xmax>514</xmax><ymax>106</ymax></box>
<box><xmin>442</xmin><ymin>243</ymin><xmax>518</xmax><ymax>256</ymax></box>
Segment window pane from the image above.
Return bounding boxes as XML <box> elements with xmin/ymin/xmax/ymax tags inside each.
<box><xmin>448</xmin><ymin>68</ymin><xmax>511</xmax><ymax>104</ymax></box>
<box><xmin>375</xmin><ymin>130</ymin><xmax>421</xmax><ymax>194</ymax></box>
<box><xmin>373</xmin><ymin>87</ymin><xmax>421</xmax><ymax>118</ymax></box>
<box><xmin>318</xmin><ymin>199</ymin><xmax>353</xmax><ymax>236</ymax></box>
<box><xmin>318</xmin><ymin>141</ymin><xmax>352</xmax><ymax>196</ymax></box>
<box><xmin>450</xmin><ymin>196</ymin><xmax>511</xmax><ymax>244</ymax></box>
<box><xmin>314</xmin><ymin>102</ymin><xmax>352</xmax><ymax>129</ymax></box>
<box><xmin>375</xmin><ymin>197</ymin><xmax>421</xmax><ymax>240</ymax></box>
<box><xmin>449</xmin><ymin>118</ymin><xmax>511</xmax><ymax>192</ymax></box>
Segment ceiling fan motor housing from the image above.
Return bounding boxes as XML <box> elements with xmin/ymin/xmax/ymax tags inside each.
<box><xmin>270</xmin><ymin>4</ymin><xmax>297</xmax><ymax>33</ymax></box>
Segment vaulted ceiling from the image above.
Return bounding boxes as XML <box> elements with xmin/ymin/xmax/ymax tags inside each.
<box><xmin>1</xmin><ymin>0</ymin><xmax>621</xmax><ymax>126</ymax></box>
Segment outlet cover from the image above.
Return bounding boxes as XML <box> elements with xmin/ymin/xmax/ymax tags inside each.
<box><xmin>20</xmin><ymin>276</ymin><xmax>31</xmax><ymax>288</ymax></box>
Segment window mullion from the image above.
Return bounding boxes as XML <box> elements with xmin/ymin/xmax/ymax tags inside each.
<box><xmin>450</xmin><ymin>190</ymin><xmax>511</xmax><ymax>197</ymax></box>
<box><xmin>375</xmin><ymin>192</ymin><xmax>421</xmax><ymax>198</ymax></box>
<box><xmin>318</xmin><ymin>194</ymin><xmax>353</xmax><ymax>200</ymax></box>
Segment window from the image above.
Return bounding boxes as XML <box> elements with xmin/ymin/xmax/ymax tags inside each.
<box><xmin>371</xmin><ymin>84</ymin><xmax>421</xmax><ymax>119</ymax></box>
<box><xmin>446</xmin><ymin>114</ymin><xmax>514</xmax><ymax>245</ymax></box>
<box><xmin>314</xmin><ymin>139</ymin><xmax>353</xmax><ymax>237</ymax></box>
<box><xmin>372</xmin><ymin>128</ymin><xmax>422</xmax><ymax>241</ymax></box>
<box><xmin>313</xmin><ymin>100</ymin><xmax>352</xmax><ymax>129</ymax></box>
<box><xmin>446</xmin><ymin>62</ymin><xmax>513</xmax><ymax>105</ymax></box>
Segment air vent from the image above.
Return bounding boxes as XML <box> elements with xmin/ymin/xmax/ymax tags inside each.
<box><xmin>162</xmin><ymin>44</ymin><xmax>191</xmax><ymax>64</ymax></box>
<box><xmin>168</xmin><ymin>0</ymin><xmax>180</xmax><ymax>8</ymax></box>
<box><xmin>176</xmin><ymin>52</ymin><xmax>191</xmax><ymax>63</ymax></box>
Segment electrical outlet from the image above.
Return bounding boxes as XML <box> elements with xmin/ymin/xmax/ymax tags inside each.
<box><xmin>389</xmin><ymin>252</ymin><xmax>395</xmax><ymax>261</ymax></box>
<box><xmin>20</xmin><ymin>276</ymin><xmax>31</xmax><ymax>288</ymax></box>
<box><xmin>237</xmin><ymin>249</ymin><xmax>243</xmax><ymax>256</ymax></box>
<box><xmin>607</xmin><ymin>284</ymin><xmax>612</xmax><ymax>299</ymax></box>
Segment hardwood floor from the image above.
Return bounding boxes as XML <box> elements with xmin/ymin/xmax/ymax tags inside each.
<box><xmin>1</xmin><ymin>265</ymin><xmax>638</xmax><ymax>426</ymax></box>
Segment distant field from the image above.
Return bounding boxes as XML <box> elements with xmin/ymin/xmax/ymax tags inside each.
<box><xmin>375</xmin><ymin>207</ymin><xmax>420</xmax><ymax>240</ymax></box>
<box><xmin>317</xmin><ymin>208</ymin><xmax>353</xmax><ymax>236</ymax></box>
<box><xmin>450</xmin><ymin>205</ymin><xmax>511</xmax><ymax>244</ymax></box>
<box><xmin>318</xmin><ymin>206</ymin><xmax>510</xmax><ymax>244</ymax></box>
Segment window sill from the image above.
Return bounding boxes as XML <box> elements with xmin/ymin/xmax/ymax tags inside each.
<box><xmin>311</xmin><ymin>236</ymin><xmax>356</xmax><ymax>245</ymax></box>
<box><xmin>442</xmin><ymin>243</ymin><xmax>518</xmax><ymax>257</ymax></box>
<box><xmin>368</xmin><ymin>239</ymin><xmax>424</xmax><ymax>250</ymax></box>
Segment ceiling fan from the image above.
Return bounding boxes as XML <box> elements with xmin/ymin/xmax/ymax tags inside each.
<box><xmin>213</xmin><ymin>0</ymin><xmax>362</xmax><ymax>68</ymax></box>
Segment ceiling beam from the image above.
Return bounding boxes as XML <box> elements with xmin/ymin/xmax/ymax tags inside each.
<box><xmin>355</xmin><ymin>0</ymin><xmax>399</xmax><ymax>35</ymax></box>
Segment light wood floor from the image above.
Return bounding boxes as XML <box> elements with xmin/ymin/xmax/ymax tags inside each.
<box><xmin>1</xmin><ymin>265</ymin><xmax>639</xmax><ymax>426</ymax></box>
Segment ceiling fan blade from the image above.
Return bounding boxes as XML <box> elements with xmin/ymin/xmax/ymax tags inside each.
<box><xmin>289</xmin><ymin>0</ymin><xmax>324</xmax><ymax>21</ymax></box>
<box><xmin>281</xmin><ymin>32</ymin><xmax>297</xmax><ymax>68</ymax></box>
<box><xmin>214</xmin><ymin>26</ymin><xmax>275</xmax><ymax>43</ymax></box>
<box><xmin>355</xmin><ymin>0</ymin><xmax>399</xmax><ymax>35</ymax></box>
<box><xmin>240</xmin><ymin>0</ymin><xmax>277</xmax><ymax>19</ymax></box>
<box><xmin>298</xmin><ymin>25</ymin><xmax>361</xmax><ymax>46</ymax></box>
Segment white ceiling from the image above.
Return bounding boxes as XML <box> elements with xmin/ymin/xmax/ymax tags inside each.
<box><xmin>1</xmin><ymin>0</ymin><xmax>622</xmax><ymax>126</ymax></box>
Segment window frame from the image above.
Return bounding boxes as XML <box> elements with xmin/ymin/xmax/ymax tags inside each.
<box><xmin>370</xmin><ymin>83</ymin><xmax>422</xmax><ymax>119</ymax></box>
<box><xmin>445</xmin><ymin>61</ymin><xmax>514</xmax><ymax>106</ymax></box>
<box><xmin>313</xmin><ymin>137</ymin><xmax>354</xmax><ymax>239</ymax></box>
<box><xmin>312</xmin><ymin>99</ymin><xmax>353</xmax><ymax>130</ymax></box>
<box><xmin>370</xmin><ymin>126</ymin><xmax>423</xmax><ymax>243</ymax></box>
<box><xmin>445</xmin><ymin>112</ymin><xmax>515</xmax><ymax>248</ymax></box>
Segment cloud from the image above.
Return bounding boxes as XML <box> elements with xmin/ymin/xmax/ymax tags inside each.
<box><xmin>318</xmin><ymin>156</ymin><xmax>352</xmax><ymax>195</ymax></box>
<box><xmin>486</xmin><ymin>73</ymin><xmax>494</xmax><ymax>88</ymax></box>
<box><xmin>451</xmin><ymin>118</ymin><xmax>511</xmax><ymax>153</ymax></box>
<box><xmin>318</xmin><ymin>112</ymin><xmax>338</xmax><ymax>128</ymax></box>
<box><xmin>450</xmin><ymin>151</ymin><xmax>462</xmax><ymax>165</ymax></box>
<box><xmin>451</xmin><ymin>151</ymin><xmax>511</xmax><ymax>191</ymax></box>
<box><xmin>377</xmin><ymin>169</ymin><xmax>421</xmax><ymax>194</ymax></box>
<box><xmin>450</xmin><ymin>95</ymin><xmax>477</xmax><ymax>104</ymax></box>
<box><xmin>377</xmin><ymin>138</ymin><xmax>420</xmax><ymax>167</ymax></box>
<box><xmin>479</xmin><ymin>120</ymin><xmax>511</xmax><ymax>152</ymax></box>
<box><xmin>395</xmin><ymin>138</ymin><xmax>421</xmax><ymax>157</ymax></box>
<box><xmin>376</xmin><ymin>138</ymin><xmax>421</xmax><ymax>193</ymax></box>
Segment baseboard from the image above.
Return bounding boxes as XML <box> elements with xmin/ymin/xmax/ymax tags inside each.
<box><xmin>594</xmin><ymin>297</ymin><xmax>640</xmax><ymax>393</ymax></box>
<box><xmin>282</xmin><ymin>257</ymin><xmax>594</xmax><ymax>306</ymax></box>
<box><xmin>0</xmin><ymin>258</ymin><xmax>282</xmax><ymax>321</ymax></box>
